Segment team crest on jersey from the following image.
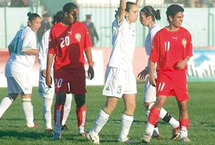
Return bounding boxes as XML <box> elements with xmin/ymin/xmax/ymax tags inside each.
<box><xmin>75</xmin><ymin>33</ymin><xmax>81</xmax><ymax>42</ymax></box>
<box><xmin>182</xmin><ymin>39</ymin><xmax>187</xmax><ymax>48</ymax></box>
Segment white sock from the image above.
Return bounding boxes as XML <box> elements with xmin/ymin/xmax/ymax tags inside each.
<box><xmin>62</xmin><ymin>93</ymin><xmax>72</xmax><ymax>126</ymax></box>
<box><xmin>153</xmin><ymin>126</ymin><xmax>160</xmax><ymax>136</ymax></box>
<box><xmin>0</xmin><ymin>96</ymin><xmax>13</xmax><ymax>118</ymax></box>
<box><xmin>160</xmin><ymin>108</ymin><xmax>179</xmax><ymax>128</ymax></box>
<box><xmin>145</xmin><ymin>122</ymin><xmax>154</xmax><ymax>136</ymax></box>
<box><xmin>91</xmin><ymin>109</ymin><xmax>109</xmax><ymax>136</ymax></box>
<box><xmin>22</xmin><ymin>98</ymin><xmax>34</xmax><ymax>127</ymax></box>
<box><xmin>119</xmin><ymin>114</ymin><xmax>134</xmax><ymax>140</ymax></box>
<box><xmin>180</xmin><ymin>126</ymin><xmax>188</xmax><ymax>138</ymax></box>
<box><xmin>43</xmin><ymin>98</ymin><xmax>53</xmax><ymax>129</ymax></box>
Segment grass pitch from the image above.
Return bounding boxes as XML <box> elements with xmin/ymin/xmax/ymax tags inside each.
<box><xmin>0</xmin><ymin>82</ymin><xmax>214</xmax><ymax>145</ymax></box>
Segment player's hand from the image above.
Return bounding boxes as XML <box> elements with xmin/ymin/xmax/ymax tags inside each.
<box><xmin>88</xmin><ymin>65</ymin><xmax>94</xmax><ymax>80</ymax></box>
<box><xmin>46</xmin><ymin>75</ymin><xmax>52</xmax><ymax>88</ymax></box>
<box><xmin>175</xmin><ymin>60</ymin><xmax>187</xmax><ymax>69</ymax></box>
<box><xmin>137</xmin><ymin>69</ymin><xmax>148</xmax><ymax>80</ymax></box>
<box><xmin>150</xmin><ymin>75</ymin><xmax>156</xmax><ymax>87</ymax></box>
<box><xmin>41</xmin><ymin>70</ymin><xmax>46</xmax><ymax>78</ymax></box>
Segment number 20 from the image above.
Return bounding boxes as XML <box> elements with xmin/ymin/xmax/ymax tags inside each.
<box><xmin>60</xmin><ymin>36</ymin><xmax>70</xmax><ymax>48</ymax></box>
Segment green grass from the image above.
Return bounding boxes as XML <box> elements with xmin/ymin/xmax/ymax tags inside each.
<box><xmin>0</xmin><ymin>82</ymin><xmax>214</xmax><ymax>145</ymax></box>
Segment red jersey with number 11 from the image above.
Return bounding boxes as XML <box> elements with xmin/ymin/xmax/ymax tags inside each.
<box><xmin>150</xmin><ymin>27</ymin><xmax>193</xmax><ymax>72</ymax></box>
<box><xmin>48</xmin><ymin>21</ymin><xmax>92</xmax><ymax>71</ymax></box>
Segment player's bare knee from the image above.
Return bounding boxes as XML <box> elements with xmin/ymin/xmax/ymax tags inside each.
<box><xmin>56</xmin><ymin>92</ymin><xmax>66</xmax><ymax>104</ymax></box>
<box><xmin>74</xmin><ymin>94</ymin><xmax>85</xmax><ymax>107</ymax></box>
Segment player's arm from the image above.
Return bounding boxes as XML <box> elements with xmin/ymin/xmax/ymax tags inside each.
<box><xmin>22</xmin><ymin>49</ymin><xmax>38</xmax><ymax>55</ymax></box>
<box><xmin>118</xmin><ymin>0</ymin><xmax>126</xmax><ymax>23</ymax></box>
<box><xmin>84</xmin><ymin>47</ymin><xmax>94</xmax><ymax>80</ymax></box>
<box><xmin>149</xmin><ymin>60</ymin><xmax>156</xmax><ymax>87</ymax></box>
<box><xmin>135</xmin><ymin>0</ymin><xmax>141</xmax><ymax>7</ymax></box>
<box><xmin>46</xmin><ymin>53</ymin><xmax>54</xmax><ymax>87</ymax></box>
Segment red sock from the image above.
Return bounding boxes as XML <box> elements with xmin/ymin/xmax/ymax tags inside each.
<box><xmin>148</xmin><ymin>107</ymin><xmax>160</xmax><ymax>126</ymax></box>
<box><xmin>180</xmin><ymin>118</ymin><xmax>190</xmax><ymax>130</ymax></box>
<box><xmin>54</xmin><ymin>104</ymin><xmax>64</xmax><ymax>125</ymax></box>
<box><xmin>76</xmin><ymin>105</ymin><xmax>87</xmax><ymax>128</ymax></box>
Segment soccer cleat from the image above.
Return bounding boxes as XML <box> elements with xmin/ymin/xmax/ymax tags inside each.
<box><xmin>152</xmin><ymin>130</ymin><xmax>161</xmax><ymax>140</ymax></box>
<box><xmin>171</xmin><ymin>127</ymin><xmax>180</xmax><ymax>140</ymax></box>
<box><xmin>180</xmin><ymin>137</ymin><xmax>191</xmax><ymax>142</ymax></box>
<box><xmin>78</xmin><ymin>129</ymin><xmax>87</xmax><ymax>137</ymax></box>
<box><xmin>26</xmin><ymin>123</ymin><xmax>39</xmax><ymax>128</ymax></box>
<box><xmin>53</xmin><ymin>132</ymin><xmax>62</xmax><ymax>140</ymax></box>
<box><xmin>118</xmin><ymin>137</ymin><xmax>136</xmax><ymax>144</ymax></box>
<box><xmin>152</xmin><ymin>133</ymin><xmax>161</xmax><ymax>140</ymax></box>
<box><xmin>45</xmin><ymin>129</ymin><xmax>54</xmax><ymax>135</ymax></box>
<box><xmin>86</xmin><ymin>132</ymin><xmax>100</xmax><ymax>144</ymax></box>
<box><xmin>141</xmin><ymin>134</ymin><xmax>151</xmax><ymax>143</ymax></box>
<box><xmin>61</xmin><ymin>124</ymin><xmax>69</xmax><ymax>131</ymax></box>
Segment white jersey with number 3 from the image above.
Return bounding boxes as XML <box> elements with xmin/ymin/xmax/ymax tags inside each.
<box><xmin>5</xmin><ymin>26</ymin><xmax>37</xmax><ymax>77</ymax></box>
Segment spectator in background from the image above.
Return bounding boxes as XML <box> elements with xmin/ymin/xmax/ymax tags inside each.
<box><xmin>37</xmin><ymin>12</ymin><xmax>52</xmax><ymax>43</ymax></box>
<box><xmin>10</xmin><ymin>0</ymin><xmax>30</xmax><ymax>7</ymax></box>
<box><xmin>83</xmin><ymin>14</ymin><xmax>99</xmax><ymax>47</ymax></box>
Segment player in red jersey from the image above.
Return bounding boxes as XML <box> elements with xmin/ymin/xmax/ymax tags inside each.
<box><xmin>46</xmin><ymin>3</ymin><xmax>94</xmax><ymax>139</ymax></box>
<box><xmin>142</xmin><ymin>4</ymin><xmax>192</xmax><ymax>143</ymax></box>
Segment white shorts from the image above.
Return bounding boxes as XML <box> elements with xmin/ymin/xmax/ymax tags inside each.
<box><xmin>103</xmin><ymin>67</ymin><xmax>137</xmax><ymax>98</ymax></box>
<box><xmin>38</xmin><ymin>73</ymin><xmax>55</xmax><ymax>99</ymax></box>
<box><xmin>143</xmin><ymin>76</ymin><xmax>156</xmax><ymax>103</ymax></box>
<box><xmin>7</xmin><ymin>75</ymin><xmax>32</xmax><ymax>95</ymax></box>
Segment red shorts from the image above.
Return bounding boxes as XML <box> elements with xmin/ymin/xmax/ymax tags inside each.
<box><xmin>156</xmin><ymin>71</ymin><xmax>189</xmax><ymax>102</ymax></box>
<box><xmin>54</xmin><ymin>66</ymin><xmax>86</xmax><ymax>94</ymax></box>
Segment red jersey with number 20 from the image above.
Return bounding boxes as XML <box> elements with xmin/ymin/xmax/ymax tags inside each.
<box><xmin>150</xmin><ymin>27</ymin><xmax>193</xmax><ymax>72</ymax></box>
<box><xmin>48</xmin><ymin>21</ymin><xmax>92</xmax><ymax>71</ymax></box>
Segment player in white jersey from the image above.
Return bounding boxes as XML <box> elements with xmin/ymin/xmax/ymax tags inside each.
<box><xmin>0</xmin><ymin>12</ymin><xmax>41</xmax><ymax>127</ymax></box>
<box><xmin>86</xmin><ymin>0</ymin><xmax>141</xmax><ymax>144</ymax></box>
<box><xmin>138</xmin><ymin>6</ymin><xmax>180</xmax><ymax>140</ymax></box>
<box><xmin>38</xmin><ymin>11</ymin><xmax>72</xmax><ymax>134</ymax></box>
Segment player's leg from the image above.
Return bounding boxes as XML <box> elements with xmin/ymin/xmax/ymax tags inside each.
<box><xmin>61</xmin><ymin>93</ymin><xmax>72</xmax><ymax>130</ymax></box>
<box><xmin>118</xmin><ymin>94</ymin><xmax>136</xmax><ymax>142</ymax></box>
<box><xmin>39</xmin><ymin>76</ymin><xmax>54</xmax><ymax>133</ymax></box>
<box><xmin>178</xmin><ymin>100</ymin><xmax>190</xmax><ymax>142</ymax></box>
<box><xmin>74</xmin><ymin>94</ymin><xmax>87</xmax><ymax>136</ymax></box>
<box><xmin>142</xmin><ymin>95</ymin><xmax>167</xmax><ymax>143</ymax></box>
<box><xmin>53</xmin><ymin>92</ymin><xmax>66</xmax><ymax>139</ymax></box>
<box><xmin>12</xmin><ymin>74</ymin><xmax>37</xmax><ymax>128</ymax></box>
<box><xmin>0</xmin><ymin>77</ymin><xmax>18</xmax><ymax>118</ymax></box>
<box><xmin>144</xmin><ymin>76</ymin><xmax>161</xmax><ymax>139</ymax></box>
<box><xmin>87</xmin><ymin>96</ymin><xmax>118</xmax><ymax>144</ymax></box>
<box><xmin>175</xmin><ymin>71</ymin><xmax>190</xmax><ymax>142</ymax></box>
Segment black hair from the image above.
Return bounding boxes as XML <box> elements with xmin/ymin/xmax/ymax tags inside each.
<box><xmin>63</xmin><ymin>3</ymin><xmax>79</xmax><ymax>22</ymax></box>
<box><xmin>52</xmin><ymin>11</ymin><xmax>65</xmax><ymax>25</ymax></box>
<box><xmin>125</xmin><ymin>2</ymin><xmax>136</xmax><ymax>12</ymax></box>
<box><xmin>166</xmin><ymin>4</ymin><xmax>184</xmax><ymax>22</ymax></box>
<box><xmin>27</xmin><ymin>12</ymin><xmax>40</xmax><ymax>26</ymax></box>
<box><xmin>140</xmin><ymin>6</ymin><xmax>161</xmax><ymax>21</ymax></box>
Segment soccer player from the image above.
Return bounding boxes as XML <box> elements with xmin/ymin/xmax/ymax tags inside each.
<box><xmin>142</xmin><ymin>4</ymin><xmax>192</xmax><ymax>143</ymax></box>
<box><xmin>138</xmin><ymin>6</ymin><xmax>180</xmax><ymax>139</ymax></box>
<box><xmin>86</xmin><ymin>0</ymin><xmax>140</xmax><ymax>144</ymax></box>
<box><xmin>38</xmin><ymin>11</ymin><xmax>73</xmax><ymax>134</ymax></box>
<box><xmin>46</xmin><ymin>3</ymin><xmax>94</xmax><ymax>139</ymax></box>
<box><xmin>0</xmin><ymin>12</ymin><xmax>41</xmax><ymax>127</ymax></box>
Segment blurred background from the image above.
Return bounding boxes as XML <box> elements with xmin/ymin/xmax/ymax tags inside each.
<box><xmin>0</xmin><ymin>0</ymin><xmax>215</xmax><ymax>87</ymax></box>
<box><xmin>1</xmin><ymin>0</ymin><xmax>215</xmax><ymax>48</ymax></box>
